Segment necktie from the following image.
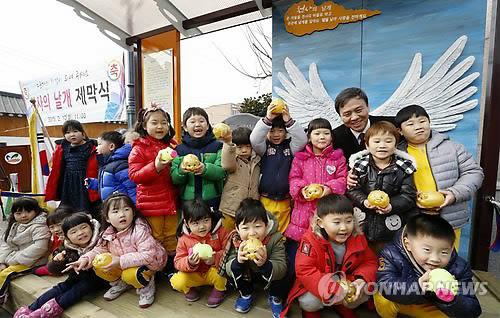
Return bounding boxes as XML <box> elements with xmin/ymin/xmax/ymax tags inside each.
<box><xmin>358</xmin><ymin>132</ymin><xmax>365</xmax><ymax>146</ymax></box>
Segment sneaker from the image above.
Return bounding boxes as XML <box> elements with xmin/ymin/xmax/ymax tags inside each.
<box><xmin>138</xmin><ymin>276</ymin><xmax>156</xmax><ymax>308</ymax></box>
<box><xmin>269</xmin><ymin>296</ymin><xmax>284</xmax><ymax>318</ymax></box>
<box><xmin>206</xmin><ymin>288</ymin><xmax>225</xmax><ymax>308</ymax></box>
<box><xmin>185</xmin><ymin>287</ymin><xmax>200</xmax><ymax>302</ymax></box>
<box><xmin>103</xmin><ymin>280</ymin><xmax>131</xmax><ymax>301</ymax></box>
<box><xmin>234</xmin><ymin>294</ymin><xmax>253</xmax><ymax>313</ymax></box>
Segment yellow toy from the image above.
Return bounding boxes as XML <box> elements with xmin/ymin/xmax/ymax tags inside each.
<box><xmin>92</xmin><ymin>253</ymin><xmax>122</xmax><ymax>282</ymax></box>
<box><xmin>243</xmin><ymin>238</ymin><xmax>264</xmax><ymax>261</ymax></box>
<box><xmin>270</xmin><ymin>98</ymin><xmax>286</xmax><ymax>114</ymax></box>
<box><xmin>428</xmin><ymin>268</ymin><xmax>458</xmax><ymax>302</ymax></box>
<box><xmin>367</xmin><ymin>190</ymin><xmax>390</xmax><ymax>209</ymax></box>
<box><xmin>181</xmin><ymin>154</ymin><xmax>202</xmax><ymax>172</ymax></box>
<box><xmin>417</xmin><ymin>191</ymin><xmax>445</xmax><ymax>209</ymax></box>
<box><xmin>192</xmin><ymin>243</ymin><xmax>215</xmax><ymax>260</ymax></box>
<box><xmin>213</xmin><ymin>123</ymin><xmax>231</xmax><ymax>139</ymax></box>
<box><xmin>159</xmin><ymin>147</ymin><xmax>177</xmax><ymax>162</ymax></box>
<box><xmin>339</xmin><ymin>280</ymin><xmax>357</xmax><ymax>303</ymax></box>
<box><xmin>303</xmin><ymin>184</ymin><xmax>324</xmax><ymax>201</ymax></box>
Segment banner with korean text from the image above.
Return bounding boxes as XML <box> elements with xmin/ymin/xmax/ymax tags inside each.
<box><xmin>19</xmin><ymin>56</ymin><xmax>126</xmax><ymax>126</ymax></box>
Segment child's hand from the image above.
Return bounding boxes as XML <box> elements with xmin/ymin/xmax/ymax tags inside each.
<box><xmin>253</xmin><ymin>246</ymin><xmax>268</xmax><ymax>267</ymax></box>
<box><xmin>347</xmin><ymin>170</ymin><xmax>358</xmax><ymax>189</ymax></box>
<box><xmin>266</xmin><ymin>104</ymin><xmax>279</xmax><ymax>121</ymax></box>
<box><xmin>281</xmin><ymin>105</ymin><xmax>291</xmax><ymax>122</ymax></box>
<box><xmin>221</xmin><ymin>132</ymin><xmax>232</xmax><ymax>145</ymax></box>
<box><xmin>377</xmin><ymin>203</ymin><xmax>392</xmax><ymax>215</ymax></box>
<box><xmin>193</xmin><ymin>162</ymin><xmax>205</xmax><ymax>176</ymax></box>
<box><xmin>439</xmin><ymin>190</ymin><xmax>456</xmax><ymax>208</ymax></box>
<box><xmin>102</xmin><ymin>255</ymin><xmax>121</xmax><ymax>272</ymax></box>
<box><xmin>363</xmin><ymin>200</ymin><xmax>375</xmax><ymax>210</ymax></box>
<box><xmin>53</xmin><ymin>251</ymin><xmax>66</xmax><ymax>262</ymax></box>
<box><xmin>155</xmin><ymin>152</ymin><xmax>168</xmax><ymax>172</ymax></box>
<box><xmin>64</xmin><ymin>257</ymin><xmax>91</xmax><ymax>275</ymax></box>
<box><xmin>321</xmin><ymin>185</ymin><xmax>332</xmax><ymax>197</ymax></box>
<box><xmin>188</xmin><ymin>252</ymin><xmax>200</xmax><ymax>267</ymax></box>
<box><xmin>301</xmin><ymin>187</ymin><xmax>311</xmax><ymax>200</ymax></box>
<box><xmin>204</xmin><ymin>255</ymin><xmax>215</xmax><ymax>266</ymax></box>
<box><xmin>418</xmin><ymin>271</ymin><xmax>431</xmax><ymax>292</ymax></box>
<box><xmin>0</xmin><ymin>264</ymin><xmax>7</xmax><ymax>271</ymax></box>
<box><xmin>84</xmin><ymin>178</ymin><xmax>89</xmax><ymax>188</ymax></box>
<box><xmin>348</xmin><ymin>279</ymin><xmax>366</xmax><ymax>304</ymax></box>
<box><xmin>237</xmin><ymin>241</ymin><xmax>249</xmax><ymax>264</ymax></box>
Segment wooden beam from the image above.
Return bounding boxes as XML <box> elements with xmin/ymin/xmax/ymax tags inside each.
<box><xmin>183</xmin><ymin>0</ymin><xmax>273</xmax><ymax>30</ymax></box>
<box><xmin>471</xmin><ymin>0</ymin><xmax>500</xmax><ymax>270</ymax></box>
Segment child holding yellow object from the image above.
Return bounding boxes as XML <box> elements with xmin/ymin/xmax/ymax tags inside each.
<box><xmin>67</xmin><ymin>193</ymin><xmax>167</xmax><ymax>308</ymax></box>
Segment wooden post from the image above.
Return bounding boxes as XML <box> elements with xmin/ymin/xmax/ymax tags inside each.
<box><xmin>471</xmin><ymin>0</ymin><xmax>500</xmax><ymax>270</ymax></box>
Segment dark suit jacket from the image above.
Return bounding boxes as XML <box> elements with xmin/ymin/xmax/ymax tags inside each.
<box><xmin>333</xmin><ymin>115</ymin><xmax>394</xmax><ymax>162</ymax></box>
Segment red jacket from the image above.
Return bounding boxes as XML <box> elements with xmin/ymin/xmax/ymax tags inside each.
<box><xmin>128</xmin><ymin>136</ymin><xmax>178</xmax><ymax>216</ymax></box>
<box><xmin>45</xmin><ymin>141</ymin><xmax>99</xmax><ymax>202</ymax></box>
<box><xmin>282</xmin><ymin>228</ymin><xmax>377</xmax><ymax>316</ymax></box>
<box><xmin>174</xmin><ymin>220</ymin><xmax>229</xmax><ymax>273</ymax></box>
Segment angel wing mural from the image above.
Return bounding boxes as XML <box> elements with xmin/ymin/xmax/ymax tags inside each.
<box><xmin>274</xmin><ymin>35</ymin><xmax>480</xmax><ymax>132</ymax></box>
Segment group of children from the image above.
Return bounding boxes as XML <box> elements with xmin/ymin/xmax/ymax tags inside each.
<box><xmin>0</xmin><ymin>94</ymin><xmax>484</xmax><ymax>318</ymax></box>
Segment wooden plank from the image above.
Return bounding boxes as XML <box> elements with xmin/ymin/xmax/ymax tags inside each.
<box><xmin>474</xmin><ymin>270</ymin><xmax>500</xmax><ymax>301</ymax></box>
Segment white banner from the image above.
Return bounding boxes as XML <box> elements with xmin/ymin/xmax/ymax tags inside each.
<box><xmin>19</xmin><ymin>56</ymin><xmax>126</xmax><ymax>126</ymax></box>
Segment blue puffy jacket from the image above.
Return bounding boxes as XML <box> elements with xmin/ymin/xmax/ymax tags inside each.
<box><xmin>377</xmin><ymin>228</ymin><xmax>481</xmax><ymax>317</ymax></box>
<box><xmin>88</xmin><ymin>144</ymin><xmax>136</xmax><ymax>202</ymax></box>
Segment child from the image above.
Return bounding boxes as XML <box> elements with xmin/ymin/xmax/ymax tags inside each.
<box><xmin>219</xmin><ymin>126</ymin><xmax>261</xmax><ymax>230</ymax></box>
<box><xmin>128</xmin><ymin>105</ymin><xmax>178</xmax><ymax>256</ymax></box>
<box><xmin>250</xmin><ymin>102</ymin><xmax>307</xmax><ymax>234</ymax></box>
<box><xmin>282</xmin><ymin>194</ymin><xmax>378</xmax><ymax>318</ymax></box>
<box><xmin>14</xmin><ymin>212</ymin><xmax>104</xmax><ymax>318</ymax></box>
<box><xmin>87</xmin><ymin>130</ymin><xmax>136</xmax><ymax>202</ymax></box>
<box><xmin>395</xmin><ymin>105</ymin><xmax>484</xmax><ymax>250</ymax></box>
<box><xmin>67</xmin><ymin>193</ymin><xmax>167</xmax><ymax>308</ymax></box>
<box><xmin>45</xmin><ymin>120</ymin><xmax>100</xmax><ymax>214</ymax></box>
<box><xmin>170</xmin><ymin>199</ymin><xmax>229</xmax><ymax>307</ymax></box>
<box><xmin>0</xmin><ymin>197</ymin><xmax>50</xmax><ymax>304</ymax></box>
<box><xmin>171</xmin><ymin>107</ymin><xmax>226</xmax><ymax>211</ymax></box>
<box><xmin>286</xmin><ymin>118</ymin><xmax>348</xmax><ymax>243</ymax></box>
<box><xmin>223</xmin><ymin>198</ymin><xmax>287</xmax><ymax>318</ymax></box>
<box><xmin>375</xmin><ymin>214</ymin><xmax>481</xmax><ymax>317</ymax></box>
<box><xmin>347</xmin><ymin>121</ymin><xmax>417</xmax><ymax>250</ymax></box>
<box><xmin>34</xmin><ymin>205</ymin><xmax>72</xmax><ymax>276</ymax></box>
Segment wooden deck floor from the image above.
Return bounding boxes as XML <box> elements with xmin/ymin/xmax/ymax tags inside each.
<box><xmin>3</xmin><ymin>272</ymin><xmax>499</xmax><ymax>317</ymax></box>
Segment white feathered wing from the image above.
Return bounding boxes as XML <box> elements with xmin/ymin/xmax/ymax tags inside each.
<box><xmin>275</xmin><ymin>35</ymin><xmax>480</xmax><ymax>132</ymax></box>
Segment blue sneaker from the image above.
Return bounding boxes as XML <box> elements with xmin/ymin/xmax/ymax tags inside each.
<box><xmin>235</xmin><ymin>294</ymin><xmax>253</xmax><ymax>313</ymax></box>
<box><xmin>268</xmin><ymin>296</ymin><xmax>284</xmax><ymax>318</ymax></box>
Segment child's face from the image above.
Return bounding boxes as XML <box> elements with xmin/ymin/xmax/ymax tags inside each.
<box><xmin>236</xmin><ymin>144</ymin><xmax>252</xmax><ymax>159</ymax></box>
<box><xmin>13</xmin><ymin>209</ymin><xmax>37</xmax><ymax>224</ymax></box>
<box><xmin>309</xmin><ymin>128</ymin><xmax>332</xmax><ymax>151</ymax></box>
<box><xmin>267</xmin><ymin>127</ymin><xmax>286</xmax><ymax>145</ymax></box>
<box><xmin>96</xmin><ymin>138</ymin><xmax>115</xmax><ymax>155</ymax></box>
<box><xmin>339</xmin><ymin>97</ymin><xmax>370</xmax><ymax>133</ymax></box>
<box><xmin>66</xmin><ymin>223</ymin><xmax>93</xmax><ymax>247</ymax></box>
<box><xmin>237</xmin><ymin>219</ymin><xmax>267</xmax><ymax>242</ymax></box>
<box><xmin>64</xmin><ymin>129</ymin><xmax>85</xmax><ymax>146</ymax></box>
<box><xmin>366</xmin><ymin>132</ymin><xmax>397</xmax><ymax>162</ymax></box>
<box><xmin>317</xmin><ymin>213</ymin><xmax>354</xmax><ymax>244</ymax></box>
<box><xmin>404</xmin><ymin>234</ymin><xmax>453</xmax><ymax>271</ymax></box>
<box><xmin>186</xmin><ymin>217</ymin><xmax>212</xmax><ymax>238</ymax></box>
<box><xmin>144</xmin><ymin>112</ymin><xmax>170</xmax><ymax>140</ymax></box>
<box><xmin>106</xmin><ymin>203</ymin><xmax>134</xmax><ymax>232</ymax></box>
<box><xmin>184</xmin><ymin>115</ymin><xmax>208</xmax><ymax>139</ymax></box>
<box><xmin>49</xmin><ymin>222</ymin><xmax>63</xmax><ymax>238</ymax></box>
<box><xmin>399</xmin><ymin>115</ymin><xmax>431</xmax><ymax>146</ymax></box>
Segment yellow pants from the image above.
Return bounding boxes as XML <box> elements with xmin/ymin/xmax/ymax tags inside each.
<box><xmin>0</xmin><ymin>264</ymin><xmax>31</xmax><ymax>293</ymax></box>
<box><xmin>374</xmin><ymin>292</ymin><xmax>447</xmax><ymax>318</ymax></box>
<box><xmin>147</xmin><ymin>215</ymin><xmax>178</xmax><ymax>253</ymax></box>
<box><xmin>97</xmin><ymin>266</ymin><xmax>153</xmax><ymax>289</ymax></box>
<box><xmin>222</xmin><ymin>214</ymin><xmax>236</xmax><ymax>231</ymax></box>
<box><xmin>454</xmin><ymin>229</ymin><xmax>461</xmax><ymax>251</ymax></box>
<box><xmin>260</xmin><ymin>197</ymin><xmax>291</xmax><ymax>234</ymax></box>
<box><xmin>170</xmin><ymin>267</ymin><xmax>227</xmax><ymax>294</ymax></box>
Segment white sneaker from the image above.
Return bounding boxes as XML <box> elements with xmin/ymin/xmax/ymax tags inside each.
<box><xmin>138</xmin><ymin>276</ymin><xmax>155</xmax><ymax>308</ymax></box>
<box><xmin>103</xmin><ymin>280</ymin><xmax>131</xmax><ymax>301</ymax></box>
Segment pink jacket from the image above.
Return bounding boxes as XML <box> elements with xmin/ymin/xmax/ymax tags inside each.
<box><xmin>285</xmin><ymin>144</ymin><xmax>347</xmax><ymax>242</ymax></box>
<box><xmin>82</xmin><ymin>218</ymin><xmax>167</xmax><ymax>271</ymax></box>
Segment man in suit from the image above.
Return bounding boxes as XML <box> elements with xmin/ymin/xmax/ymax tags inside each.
<box><xmin>333</xmin><ymin>87</ymin><xmax>394</xmax><ymax>161</ymax></box>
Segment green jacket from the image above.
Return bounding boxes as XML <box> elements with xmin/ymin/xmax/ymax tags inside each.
<box><xmin>171</xmin><ymin>149</ymin><xmax>226</xmax><ymax>202</ymax></box>
<box><xmin>224</xmin><ymin>213</ymin><xmax>287</xmax><ymax>288</ymax></box>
